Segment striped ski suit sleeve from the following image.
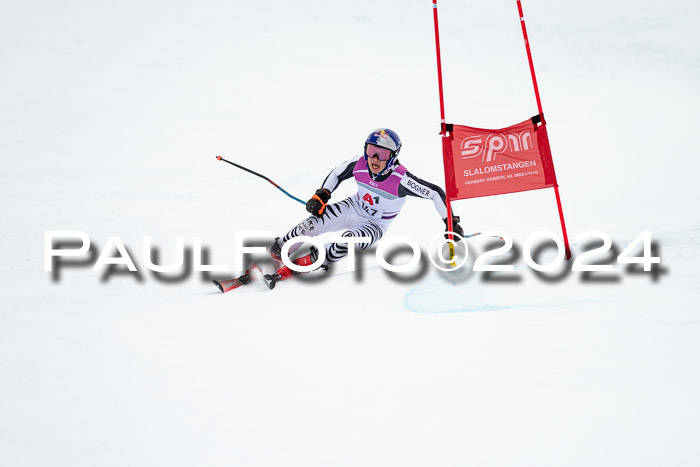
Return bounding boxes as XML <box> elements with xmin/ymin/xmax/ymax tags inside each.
<box><xmin>398</xmin><ymin>170</ymin><xmax>450</xmax><ymax>220</ymax></box>
<box><xmin>321</xmin><ymin>155</ymin><xmax>361</xmax><ymax>193</ymax></box>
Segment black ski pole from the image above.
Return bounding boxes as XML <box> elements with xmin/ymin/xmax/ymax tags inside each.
<box><xmin>216</xmin><ymin>156</ymin><xmax>306</xmax><ymax>206</ymax></box>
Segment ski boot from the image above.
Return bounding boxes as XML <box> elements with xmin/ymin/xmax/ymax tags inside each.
<box><xmin>269</xmin><ymin>237</ymin><xmax>285</xmax><ymax>269</ymax></box>
<box><xmin>262</xmin><ymin>246</ymin><xmax>327</xmax><ymax>289</ymax></box>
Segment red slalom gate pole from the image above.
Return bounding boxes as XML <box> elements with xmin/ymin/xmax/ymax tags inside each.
<box><xmin>432</xmin><ymin>0</ymin><xmax>455</xmax><ymax>263</ymax></box>
<box><xmin>516</xmin><ymin>0</ymin><xmax>543</xmax><ymax>115</ymax></box>
<box><xmin>516</xmin><ymin>0</ymin><xmax>571</xmax><ymax>259</ymax></box>
<box><xmin>432</xmin><ymin>0</ymin><xmax>448</xmax><ymax>136</ymax></box>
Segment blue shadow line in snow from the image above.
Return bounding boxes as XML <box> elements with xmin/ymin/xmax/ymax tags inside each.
<box><xmin>403</xmin><ymin>288</ymin><xmax>605</xmax><ymax>314</ymax></box>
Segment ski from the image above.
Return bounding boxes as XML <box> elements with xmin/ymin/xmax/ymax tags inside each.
<box><xmin>212</xmin><ymin>264</ymin><xmax>262</xmax><ymax>293</ymax></box>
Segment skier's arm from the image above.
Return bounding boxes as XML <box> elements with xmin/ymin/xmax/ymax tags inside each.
<box><xmin>398</xmin><ymin>171</ymin><xmax>450</xmax><ymax>219</ymax></box>
<box><xmin>306</xmin><ymin>155</ymin><xmax>360</xmax><ymax>217</ymax></box>
<box><xmin>399</xmin><ymin>171</ymin><xmax>464</xmax><ymax>240</ymax></box>
<box><xmin>321</xmin><ymin>155</ymin><xmax>361</xmax><ymax>193</ymax></box>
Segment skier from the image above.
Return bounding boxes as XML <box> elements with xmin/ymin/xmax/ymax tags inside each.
<box><xmin>213</xmin><ymin>128</ymin><xmax>464</xmax><ymax>292</ymax></box>
<box><xmin>263</xmin><ymin>128</ymin><xmax>464</xmax><ymax>287</ymax></box>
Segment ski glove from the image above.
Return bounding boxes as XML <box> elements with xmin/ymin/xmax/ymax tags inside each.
<box><xmin>444</xmin><ymin>215</ymin><xmax>464</xmax><ymax>242</ymax></box>
<box><xmin>306</xmin><ymin>188</ymin><xmax>331</xmax><ymax>217</ymax></box>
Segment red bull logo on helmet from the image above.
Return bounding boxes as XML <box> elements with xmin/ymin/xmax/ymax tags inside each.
<box><xmin>370</xmin><ymin>129</ymin><xmax>398</xmax><ymax>150</ymax></box>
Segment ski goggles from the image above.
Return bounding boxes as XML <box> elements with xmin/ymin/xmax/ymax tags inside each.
<box><xmin>365</xmin><ymin>143</ymin><xmax>393</xmax><ymax>161</ymax></box>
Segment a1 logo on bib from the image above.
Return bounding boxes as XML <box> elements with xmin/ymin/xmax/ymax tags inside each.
<box><xmin>363</xmin><ymin>193</ymin><xmax>379</xmax><ymax>206</ymax></box>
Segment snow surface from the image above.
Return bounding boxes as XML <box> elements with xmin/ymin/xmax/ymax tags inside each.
<box><xmin>1</xmin><ymin>1</ymin><xmax>699</xmax><ymax>466</ymax></box>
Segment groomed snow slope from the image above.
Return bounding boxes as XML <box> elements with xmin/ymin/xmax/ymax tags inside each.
<box><xmin>1</xmin><ymin>1</ymin><xmax>699</xmax><ymax>466</ymax></box>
